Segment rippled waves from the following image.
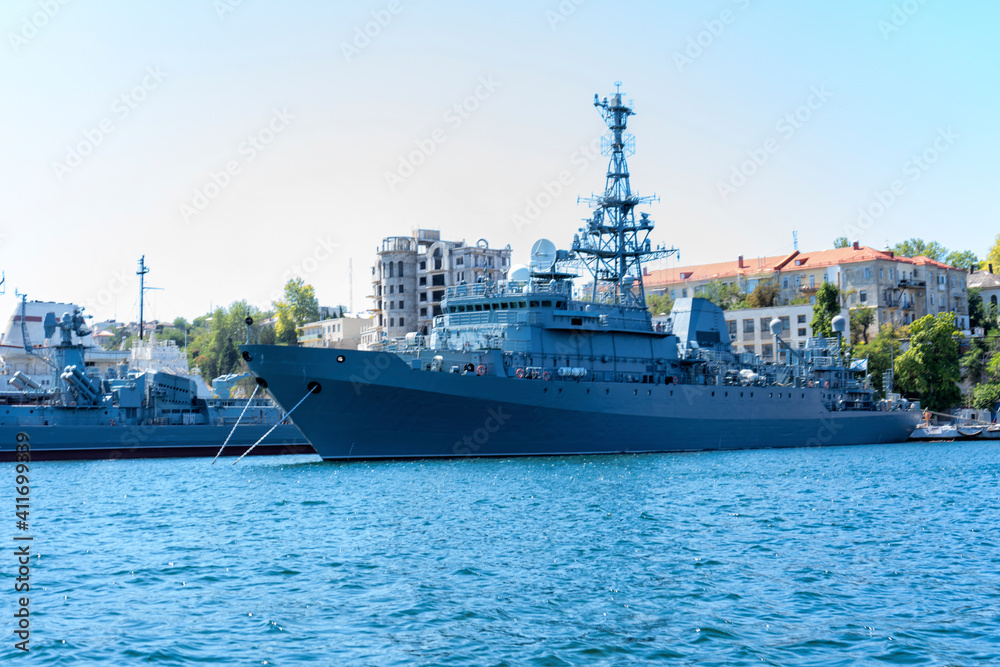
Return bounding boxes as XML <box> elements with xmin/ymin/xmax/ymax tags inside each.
<box><xmin>9</xmin><ymin>441</ymin><xmax>1000</xmax><ymax>664</ymax></box>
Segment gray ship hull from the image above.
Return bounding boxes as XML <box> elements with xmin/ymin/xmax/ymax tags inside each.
<box><xmin>244</xmin><ymin>346</ymin><xmax>921</xmax><ymax>460</ymax></box>
<box><xmin>0</xmin><ymin>424</ymin><xmax>312</xmax><ymax>461</ymax></box>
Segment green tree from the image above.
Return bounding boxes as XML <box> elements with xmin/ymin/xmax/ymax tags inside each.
<box><xmin>982</xmin><ymin>234</ymin><xmax>1000</xmax><ymax>271</ymax></box>
<box><xmin>971</xmin><ymin>382</ymin><xmax>1000</xmax><ymax>411</ymax></box>
<box><xmin>855</xmin><ymin>324</ymin><xmax>903</xmax><ymax>397</ymax></box>
<box><xmin>696</xmin><ymin>280</ymin><xmax>744</xmax><ymax>310</ymax></box>
<box><xmin>893</xmin><ymin>238</ymin><xmax>947</xmax><ymax>261</ymax></box>
<box><xmin>259</xmin><ymin>323</ymin><xmax>277</xmax><ymax>345</ymax></box>
<box><xmin>968</xmin><ymin>288</ymin><xmax>985</xmax><ymax>331</ymax></box>
<box><xmin>833</xmin><ymin>237</ymin><xmax>850</xmax><ymax>248</ymax></box>
<box><xmin>810</xmin><ymin>282</ymin><xmax>841</xmax><ymax>338</ymax></box>
<box><xmin>185</xmin><ymin>302</ymin><xmax>271</xmax><ymax>382</ymax></box>
<box><xmin>988</xmin><ymin>353</ymin><xmax>1000</xmax><ymax>381</ymax></box>
<box><xmin>850</xmin><ymin>305</ymin><xmax>875</xmax><ymax>345</ymax></box>
<box><xmin>960</xmin><ymin>339</ymin><xmax>988</xmax><ymax>384</ymax></box>
<box><xmin>745</xmin><ymin>278</ymin><xmax>780</xmax><ymax>308</ymax></box>
<box><xmin>275</xmin><ymin>308</ymin><xmax>298</xmax><ymax>345</ymax></box>
<box><xmin>158</xmin><ymin>326</ymin><xmax>186</xmax><ymax>347</ymax></box>
<box><xmin>895</xmin><ymin>312</ymin><xmax>962</xmax><ymax>412</ymax></box>
<box><xmin>273</xmin><ymin>278</ymin><xmax>320</xmax><ymax>345</ymax></box>
<box><xmin>944</xmin><ymin>249</ymin><xmax>979</xmax><ymax>270</ymax></box>
<box><xmin>645</xmin><ymin>292</ymin><xmax>674</xmax><ymax>315</ymax></box>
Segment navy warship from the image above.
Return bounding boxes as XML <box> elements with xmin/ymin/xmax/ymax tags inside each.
<box><xmin>242</xmin><ymin>86</ymin><xmax>920</xmax><ymax>459</ymax></box>
<box><xmin>1</xmin><ymin>289</ymin><xmax>310</xmax><ymax>461</ymax></box>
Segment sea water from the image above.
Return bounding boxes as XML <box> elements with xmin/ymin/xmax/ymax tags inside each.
<box><xmin>5</xmin><ymin>441</ymin><xmax>999</xmax><ymax>665</ymax></box>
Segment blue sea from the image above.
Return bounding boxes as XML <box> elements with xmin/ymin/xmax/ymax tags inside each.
<box><xmin>5</xmin><ymin>441</ymin><xmax>1000</xmax><ymax>665</ymax></box>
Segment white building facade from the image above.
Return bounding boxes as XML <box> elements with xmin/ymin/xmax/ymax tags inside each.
<box><xmin>298</xmin><ymin>317</ymin><xmax>367</xmax><ymax>350</ymax></box>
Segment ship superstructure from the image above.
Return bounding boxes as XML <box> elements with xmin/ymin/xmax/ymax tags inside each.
<box><xmin>242</xmin><ymin>85</ymin><xmax>920</xmax><ymax>459</ymax></box>
<box><xmin>1</xmin><ymin>263</ymin><xmax>310</xmax><ymax>460</ymax></box>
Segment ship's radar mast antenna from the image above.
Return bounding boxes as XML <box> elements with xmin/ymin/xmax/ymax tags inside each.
<box><xmin>136</xmin><ymin>256</ymin><xmax>162</xmax><ymax>341</ymax></box>
<box><xmin>572</xmin><ymin>84</ymin><xmax>678</xmax><ymax>307</ymax></box>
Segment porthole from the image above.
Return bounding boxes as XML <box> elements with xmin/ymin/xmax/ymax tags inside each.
<box><xmin>336</xmin><ymin>355</ymin><xmax>346</xmax><ymax>363</ymax></box>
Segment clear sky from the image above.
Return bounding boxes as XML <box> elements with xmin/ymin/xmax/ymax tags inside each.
<box><xmin>2</xmin><ymin>0</ymin><xmax>997</xmax><ymax>325</ymax></box>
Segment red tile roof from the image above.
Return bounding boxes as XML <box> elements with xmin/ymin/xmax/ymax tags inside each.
<box><xmin>643</xmin><ymin>246</ymin><xmax>959</xmax><ymax>286</ymax></box>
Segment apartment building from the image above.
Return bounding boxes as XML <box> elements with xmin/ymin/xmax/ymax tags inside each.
<box><xmin>297</xmin><ymin>316</ymin><xmax>367</xmax><ymax>350</ymax></box>
<box><xmin>724</xmin><ymin>304</ymin><xmax>850</xmax><ymax>359</ymax></box>
<box><xmin>644</xmin><ymin>242</ymin><xmax>970</xmax><ymax>337</ymax></box>
<box><xmin>968</xmin><ymin>265</ymin><xmax>1000</xmax><ymax>312</ymax></box>
<box><xmin>368</xmin><ymin>229</ymin><xmax>512</xmax><ymax>341</ymax></box>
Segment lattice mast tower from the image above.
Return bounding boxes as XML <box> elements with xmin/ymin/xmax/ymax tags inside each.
<box><xmin>572</xmin><ymin>83</ymin><xmax>678</xmax><ymax>307</ymax></box>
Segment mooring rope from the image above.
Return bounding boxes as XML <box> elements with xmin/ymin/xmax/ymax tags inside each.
<box><xmin>232</xmin><ymin>385</ymin><xmax>316</xmax><ymax>465</ymax></box>
<box><xmin>211</xmin><ymin>384</ymin><xmax>260</xmax><ymax>464</ymax></box>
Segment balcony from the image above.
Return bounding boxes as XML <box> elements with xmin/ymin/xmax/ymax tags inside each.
<box><xmin>380</xmin><ymin>237</ymin><xmax>416</xmax><ymax>253</ymax></box>
<box><xmin>897</xmin><ymin>278</ymin><xmax>926</xmax><ymax>288</ymax></box>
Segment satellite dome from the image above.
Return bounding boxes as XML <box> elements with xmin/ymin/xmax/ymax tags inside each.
<box><xmin>509</xmin><ymin>265</ymin><xmax>531</xmax><ymax>282</ymax></box>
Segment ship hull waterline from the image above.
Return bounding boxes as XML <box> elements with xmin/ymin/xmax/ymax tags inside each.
<box><xmin>0</xmin><ymin>424</ymin><xmax>313</xmax><ymax>461</ymax></box>
<box><xmin>243</xmin><ymin>345</ymin><xmax>921</xmax><ymax>460</ymax></box>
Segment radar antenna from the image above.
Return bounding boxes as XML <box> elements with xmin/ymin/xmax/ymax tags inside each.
<box><xmin>136</xmin><ymin>255</ymin><xmax>162</xmax><ymax>341</ymax></box>
<box><xmin>572</xmin><ymin>83</ymin><xmax>679</xmax><ymax>307</ymax></box>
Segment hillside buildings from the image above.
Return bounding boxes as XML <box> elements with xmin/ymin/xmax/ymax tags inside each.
<box><xmin>644</xmin><ymin>242</ymin><xmax>970</xmax><ymax>336</ymax></box>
